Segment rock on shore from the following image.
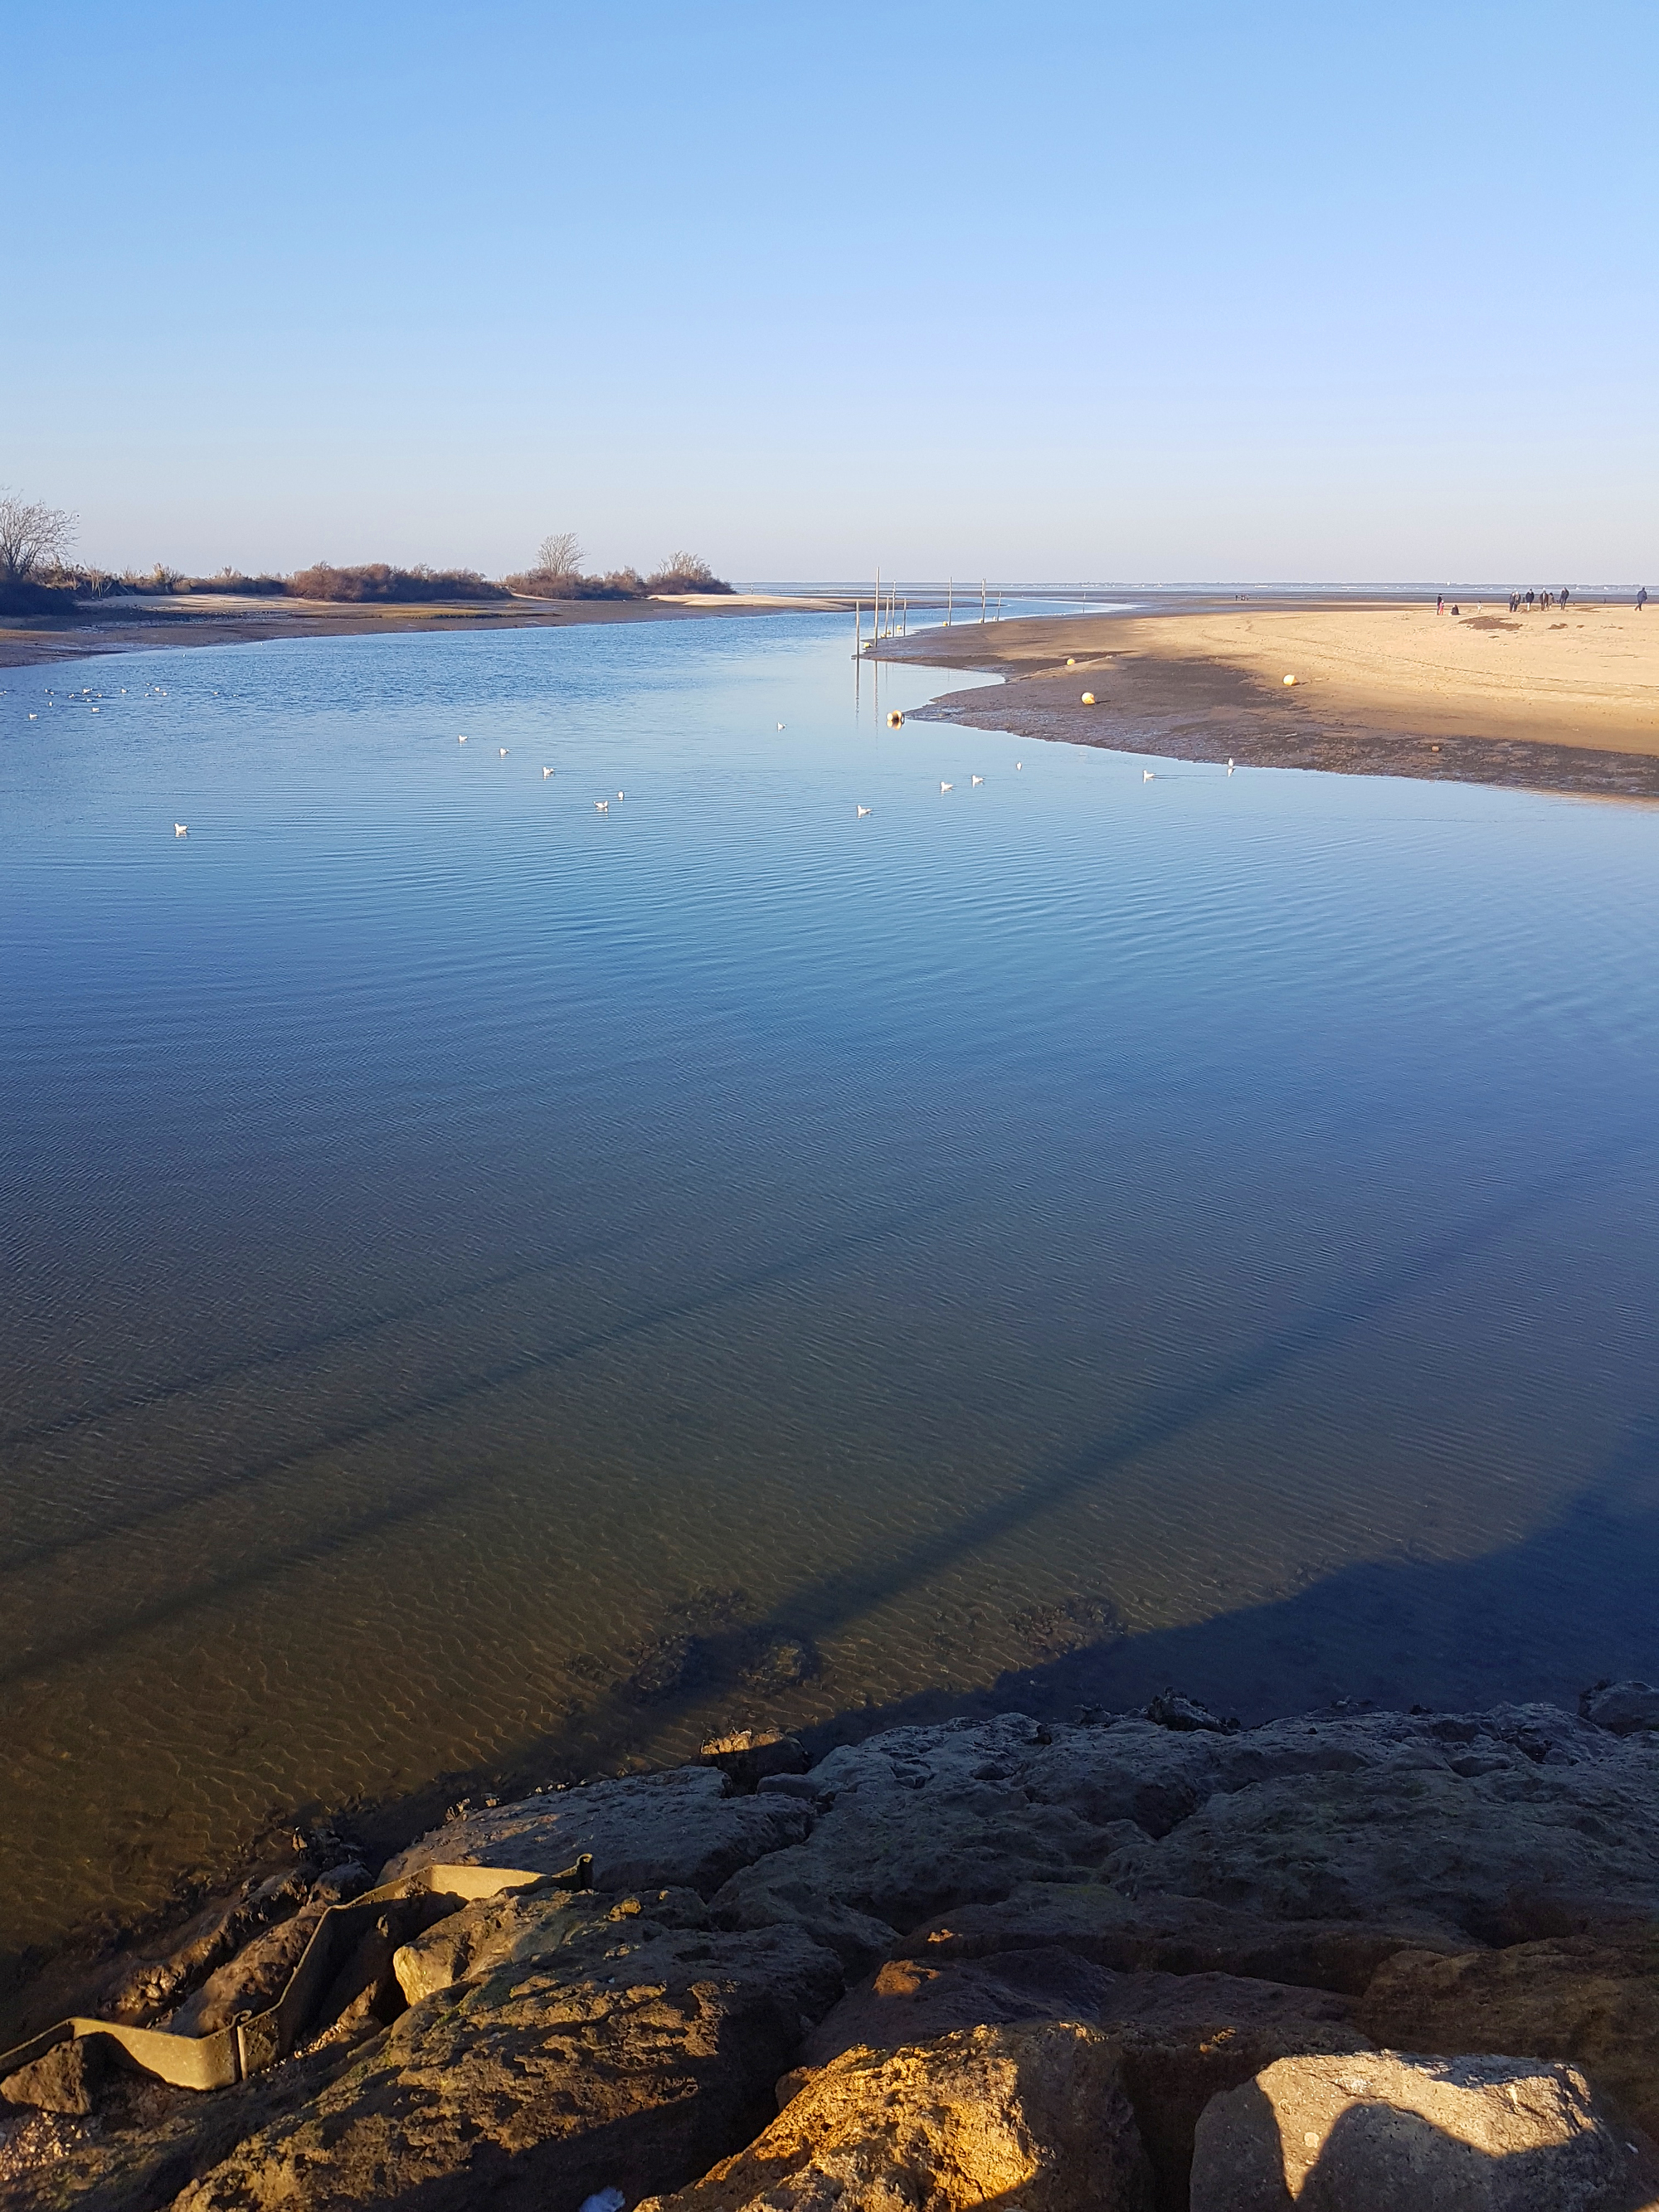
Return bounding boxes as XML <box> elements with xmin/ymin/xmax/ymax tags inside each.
<box><xmin>7</xmin><ymin>1693</ymin><xmax>1659</xmax><ymax>2210</ymax></box>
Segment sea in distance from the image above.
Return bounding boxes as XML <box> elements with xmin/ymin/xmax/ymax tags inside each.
<box><xmin>4</xmin><ymin>606</ymin><xmax>1659</xmax><ymax>1964</ymax></box>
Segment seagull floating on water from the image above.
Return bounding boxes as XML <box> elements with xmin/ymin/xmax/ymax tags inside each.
<box><xmin>458</xmin><ymin>734</ymin><xmax>467</xmax><ymax>744</ymax></box>
<box><xmin>499</xmin><ymin>747</ymin><xmax>508</xmax><ymax>757</ymax></box>
<box><xmin>856</xmin><ymin>805</ymin><xmax>872</xmax><ymax>817</ymax></box>
<box><xmin>1015</xmin><ymin>761</ymin><xmax>1022</xmax><ymax>769</ymax></box>
<box><xmin>543</xmin><ymin>766</ymin><xmax>553</xmax><ymax>777</ymax></box>
<box><xmin>1227</xmin><ymin>758</ymin><xmax>1235</xmax><ymax>775</ymax></box>
<box><xmin>971</xmin><ymin>775</ymin><xmax>984</xmax><ymax>786</ymax></box>
<box><xmin>1143</xmin><ymin>769</ymin><xmax>1155</xmax><ymax>781</ymax></box>
<box><xmin>595</xmin><ymin>800</ymin><xmax>609</xmax><ymax>812</ymax></box>
<box><xmin>174</xmin><ymin>823</ymin><xmax>187</xmax><ymax>836</ymax></box>
<box><xmin>940</xmin><ymin>780</ymin><xmax>953</xmax><ymax>793</ymax></box>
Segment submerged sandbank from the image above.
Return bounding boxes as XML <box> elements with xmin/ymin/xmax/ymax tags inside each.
<box><xmin>0</xmin><ymin>591</ymin><xmax>839</xmax><ymax>671</ymax></box>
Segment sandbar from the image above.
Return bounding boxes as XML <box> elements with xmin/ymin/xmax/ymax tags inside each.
<box><xmin>880</xmin><ymin>600</ymin><xmax>1659</xmax><ymax>797</ymax></box>
<box><xmin>0</xmin><ymin>589</ymin><xmax>837</xmax><ymax>672</ymax></box>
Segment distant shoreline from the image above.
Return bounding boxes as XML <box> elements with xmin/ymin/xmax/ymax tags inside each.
<box><xmin>0</xmin><ymin>590</ymin><xmax>841</xmax><ymax>671</ymax></box>
<box><xmin>878</xmin><ymin>600</ymin><xmax>1659</xmax><ymax>800</ymax></box>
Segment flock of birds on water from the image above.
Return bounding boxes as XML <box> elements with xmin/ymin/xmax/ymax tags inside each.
<box><xmin>14</xmin><ymin>677</ymin><xmax>1241</xmax><ymax>840</ymax></box>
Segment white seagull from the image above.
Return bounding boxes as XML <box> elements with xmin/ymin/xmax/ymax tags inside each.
<box><xmin>1015</xmin><ymin>760</ymin><xmax>1023</xmax><ymax>770</ymax></box>
<box><xmin>458</xmin><ymin>734</ymin><xmax>467</xmax><ymax>744</ymax></box>
<box><xmin>1227</xmin><ymin>758</ymin><xmax>1236</xmax><ymax>775</ymax></box>
<box><xmin>595</xmin><ymin>800</ymin><xmax>609</xmax><ymax>812</ymax></box>
<box><xmin>499</xmin><ymin>747</ymin><xmax>508</xmax><ymax>757</ymax></box>
<box><xmin>616</xmin><ymin>791</ymin><xmax>625</xmax><ymax>800</ymax></box>
<box><xmin>940</xmin><ymin>780</ymin><xmax>953</xmax><ymax>793</ymax></box>
<box><xmin>971</xmin><ymin>775</ymin><xmax>984</xmax><ymax>786</ymax></box>
<box><xmin>856</xmin><ymin>805</ymin><xmax>872</xmax><ymax>817</ymax></box>
<box><xmin>174</xmin><ymin>823</ymin><xmax>187</xmax><ymax>836</ymax></box>
<box><xmin>543</xmin><ymin>766</ymin><xmax>553</xmax><ymax>778</ymax></box>
<box><xmin>1143</xmin><ymin>769</ymin><xmax>1155</xmax><ymax>781</ymax></box>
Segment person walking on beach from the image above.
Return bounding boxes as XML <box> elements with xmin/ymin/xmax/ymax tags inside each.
<box><xmin>1526</xmin><ymin>590</ymin><xmax>1535</xmax><ymax>611</ymax></box>
<box><xmin>1560</xmin><ymin>587</ymin><xmax>1570</xmax><ymax>609</ymax></box>
<box><xmin>1640</xmin><ymin>587</ymin><xmax>1649</xmax><ymax>611</ymax></box>
<box><xmin>1437</xmin><ymin>596</ymin><xmax>1444</xmax><ymax>615</ymax></box>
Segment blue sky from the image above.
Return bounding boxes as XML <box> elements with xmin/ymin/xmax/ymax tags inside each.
<box><xmin>6</xmin><ymin>2</ymin><xmax>1653</xmax><ymax>581</ymax></box>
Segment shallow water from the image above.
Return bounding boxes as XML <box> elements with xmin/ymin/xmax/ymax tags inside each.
<box><xmin>4</xmin><ymin>612</ymin><xmax>1659</xmax><ymax>1958</ymax></box>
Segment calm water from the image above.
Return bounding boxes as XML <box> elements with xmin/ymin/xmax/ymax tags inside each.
<box><xmin>4</xmin><ymin>612</ymin><xmax>1659</xmax><ymax>1961</ymax></box>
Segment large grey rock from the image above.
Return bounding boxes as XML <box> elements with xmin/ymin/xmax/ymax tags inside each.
<box><xmin>382</xmin><ymin>1764</ymin><xmax>814</xmax><ymax>1898</ymax></box>
<box><xmin>1103</xmin><ymin>1757</ymin><xmax>1659</xmax><ymax>1946</ymax></box>
<box><xmin>168</xmin><ymin>1917</ymin><xmax>844</xmax><ymax>2211</ymax></box>
<box><xmin>1190</xmin><ymin>2049</ymin><xmax>1630</xmax><ymax>2211</ymax></box>
<box><xmin>708</xmin><ymin>1715</ymin><xmax>1146</xmax><ymax>1946</ymax></box>
<box><xmin>1360</xmin><ymin>1932</ymin><xmax>1659</xmax><ymax>2143</ymax></box>
<box><xmin>898</xmin><ymin>1879</ymin><xmax>1457</xmax><ymax>1996</ymax></box>
<box><xmin>1580</xmin><ymin>1683</ymin><xmax>1659</xmax><ymax>1737</ymax></box>
<box><xmin>637</xmin><ymin>2021</ymin><xmax>1154</xmax><ymax>2212</ymax></box>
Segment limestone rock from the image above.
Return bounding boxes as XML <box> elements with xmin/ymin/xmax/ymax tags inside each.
<box><xmin>169</xmin><ymin>1919</ymin><xmax>844</xmax><ymax>2211</ymax></box>
<box><xmin>392</xmin><ymin>1884</ymin><xmax>714</xmax><ymax>2006</ymax></box>
<box><xmin>382</xmin><ymin>1764</ymin><xmax>814</xmax><ymax>1898</ymax></box>
<box><xmin>1106</xmin><ymin>1758</ymin><xmax>1659</xmax><ymax>1945</ymax></box>
<box><xmin>1580</xmin><ymin>1683</ymin><xmax>1659</xmax><ymax>1738</ymax></box>
<box><xmin>1360</xmin><ymin>1934</ymin><xmax>1659</xmax><ymax>2141</ymax></box>
<box><xmin>1190</xmin><ymin>2049</ymin><xmax>1628</xmax><ymax>2211</ymax></box>
<box><xmin>700</xmin><ymin>1731</ymin><xmax>808</xmax><ymax>1788</ymax></box>
<box><xmin>635</xmin><ymin>2021</ymin><xmax>1154</xmax><ymax>2212</ymax></box>
<box><xmin>898</xmin><ymin>1880</ymin><xmax>1457</xmax><ymax>1996</ymax></box>
<box><xmin>795</xmin><ymin>1947</ymin><xmax>1368</xmax><ymax>2210</ymax></box>
<box><xmin>170</xmin><ymin>1907</ymin><xmax>330</xmax><ymax>2037</ymax></box>
<box><xmin>708</xmin><ymin>1716</ymin><xmax>1141</xmax><ymax>1945</ymax></box>
<box><xmin>796</xmin><ymin>1948</ymin><xmax>1118</xmax><ymax>2069</ymax></box>
<box><xmin>2</xmin><ymin>2035</ymin><xmax>105</xmax><ymax>2117</ymax></box>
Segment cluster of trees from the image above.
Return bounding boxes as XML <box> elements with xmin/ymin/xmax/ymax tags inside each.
<box><xmin>0</xmin><ymin>497</ymin><xmax>732</xmax><ymax>615</ymax></box>
<box><xmin>285</xmin><ymin>563</ymin><xmax>507</xmax><ymax>603</ymax></box>
<box><xmin>503</xmin><ymin>535</ymin><xmax>732</xmax><ymax>600</ymax></box>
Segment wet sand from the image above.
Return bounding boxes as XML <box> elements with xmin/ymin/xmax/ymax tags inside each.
<box><xmin>0</xmin><ymin>591</ymin><xmax>837</xmax><ymax>672</ymax></box>
<box><xmin>878</xmin><ymin>601</ymin><xmax>1659</xmax><ymax>797</ymax></box>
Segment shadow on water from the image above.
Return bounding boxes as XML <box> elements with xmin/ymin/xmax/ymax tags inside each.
<box><xmin>315</xmin><ymin>1413</ymin><xmax>1659</xmax><ymax>1889</ymax></box>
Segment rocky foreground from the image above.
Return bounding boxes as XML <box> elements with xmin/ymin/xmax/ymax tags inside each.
<box><xmin>8</xmin><ymin>1687</ymin><xmax>1659</xmax><ymax>2210</ymax></box>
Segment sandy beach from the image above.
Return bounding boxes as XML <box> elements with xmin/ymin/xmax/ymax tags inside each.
<box><xmin>0</xmin><ymin>590</ymin><xmax>836</xmax><ymax>672</ymax></box>
<box><xmin>879</xmin><ymin>600</ymin><xmax>1659</xmax><ymax>797</ymax></box>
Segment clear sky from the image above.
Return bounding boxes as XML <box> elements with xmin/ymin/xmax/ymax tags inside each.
<box><xmin>6</xmin><ymin>2</ymin><xmax>1653</xmax><ymax>583</ymax></box>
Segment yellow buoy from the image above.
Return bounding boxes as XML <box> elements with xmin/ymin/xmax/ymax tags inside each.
<box><xmin>887</xmin><ymin>709</ymin><xmax>903</xmax><ymax>727</ymax></box>
<box><xmin>1282</xmin><ymin>673</ymin><xmax>1297</xmax><ymax>686</ymax></box>
<box><xmin>1066</xmin><ymin>657</ymin><xmax>1076</xmax><ymax>667</ymax></box>
<box><xmin>1080</xmin><ymin>692</ymin><xmax>1097</xmax><ymax>706</ymax></box>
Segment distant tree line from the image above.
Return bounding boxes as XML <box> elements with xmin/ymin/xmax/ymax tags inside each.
<box><xmin>0</xmin><ymin>498</ymin><xmax>732</xmax><ymax>614</ymax></box>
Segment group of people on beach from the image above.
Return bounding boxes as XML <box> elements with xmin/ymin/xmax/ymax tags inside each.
<box><xmin>1503</xmin><ymin>589</ymin><xmax>1570</xmax><ymax>613</ymax></box>
<box><xmin>1432</xmin><ymin>586</ymin><xmax>1648</xmax><ymax>615</ymax></box>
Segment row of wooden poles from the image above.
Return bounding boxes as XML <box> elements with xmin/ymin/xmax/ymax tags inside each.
<box><xmin>854</xmin><ymin>574</ymin><xmax>1004</xmax><ymax>656</ymax></box>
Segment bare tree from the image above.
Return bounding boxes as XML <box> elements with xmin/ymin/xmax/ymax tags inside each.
<box><xmin>660</xmin><ymin>550</ymin><xmax>714</xmax><ymax>584</ymax></box>
<box><xmin>537</xmin><ymin>531</ymin><xmax>583</xmax><ymax>578</ymax></box>
<box><xmin>0</xmin><ymin>490</ymin><xmax>77</xmax><ymax>586</ymax></box>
